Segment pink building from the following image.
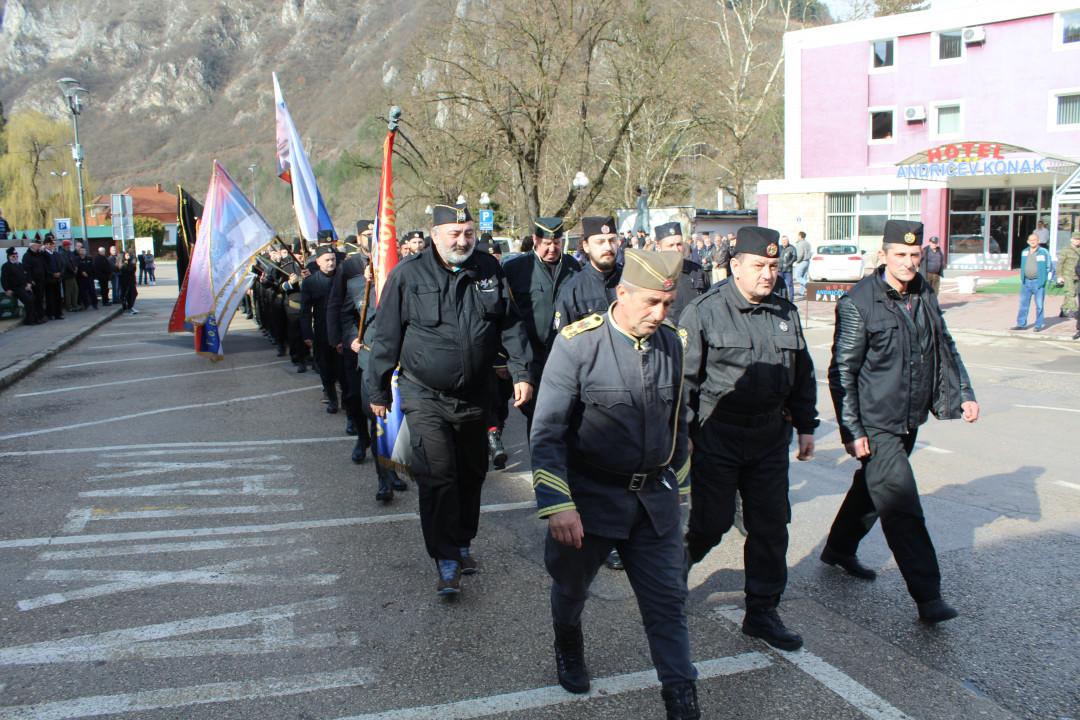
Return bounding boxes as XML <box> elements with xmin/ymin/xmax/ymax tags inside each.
<box><xmin>758</xmin><ymin>1</ymin><xmax>1080</xmax><ymax>270</ymax></box>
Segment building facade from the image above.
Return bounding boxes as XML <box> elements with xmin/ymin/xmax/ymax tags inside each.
<box><xmin>758</xmin><ymin>1</ymin><xmax>1080</xmax><ymax>270</ymax></box>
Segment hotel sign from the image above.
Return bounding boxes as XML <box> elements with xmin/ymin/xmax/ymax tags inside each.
<box><xmin>896</xmin><ymin>141</ymin><xmax>1047</xmax><ymax>179</ymax></box>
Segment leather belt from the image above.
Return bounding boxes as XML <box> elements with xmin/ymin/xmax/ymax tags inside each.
<box><xmin>709</xmin><ymin>407</ymin><xmax>782</xmax><ymax>428</ymax></box>
<box><xmin>569</xmin><ymin>458</ymin><xmax>664</xmax><ymax>491</ymax></box>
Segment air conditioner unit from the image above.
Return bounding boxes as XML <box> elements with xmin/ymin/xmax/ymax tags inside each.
<box><xmin>963</xmin><ymin>26</ymin><xmax>986</xmax><ymax>44</ymax></box>
<box><xmin>904</xmin><ymin>105</ymin><xmax>927</xmax><ymax>122</ymax></box>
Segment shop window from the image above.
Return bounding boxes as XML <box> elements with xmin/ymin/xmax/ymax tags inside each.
<box><xmin>936</xmin><ymin>30</ymin><xmax>964</xmax><ymax>61</ymax></box>
<box><xmin>871</xmin><ymin>39</ymin><xmax>894</xmax><ymax>69</ymax></box>
<box><xmin>1056</xmin><ymin>93</ymin><xmax>1080</xmax><ymax>126</ymax></box>
<box><xmin>988</xmin><ymin>189</ymin><xmax>1012</xmax><ymax>211</ymax></box>
<box><xmin>1039</xmin><ymin>187</ymin><xmax>1052</xmax><ymax>210</ymax></box>
<box><xmin>869</xmin><ymin>110</ymin><xmax>894</xmax><ymax>142</ymax></box>
<box><xmin>1013</xmin><ymin>189</ymin><xmax>1038</xmax><ymax>211</ymax></box>
<box><xmin>950</xmin><ymin>189</ymin><xmax>985</xmax><ymax>212</ymax></box>
<box><xmin>948</xmin><ymin>215</ymin><xmax>984</xmax><ymax>255</ymax></box>
<box><xmin>934</xmin><ymin>104</ymin><xmax>962</xmax><ymax>136</ymax></box>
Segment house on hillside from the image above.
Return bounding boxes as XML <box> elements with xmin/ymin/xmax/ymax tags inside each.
<box><xmin>89</xmin><ymin>184</ymin><xmax>176</xmax><ymax>226</ymax></box>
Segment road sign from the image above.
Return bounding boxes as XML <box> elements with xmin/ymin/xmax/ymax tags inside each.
<box><xmin>53</xmin><ymin>218</ymin><xmax>72</xmax><ymax>240</ymax></box>
<box><xmin>479</xmin><ymin>209</ymin><xmax>494</xmax><ymax>232</ymax></box>
<box><xmin>111</xmin><ymin>193</ymin><xmax>134</xmax><ymax>246</ymax></box>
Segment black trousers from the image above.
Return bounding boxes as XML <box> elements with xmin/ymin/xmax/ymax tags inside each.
<box><xmin>826</xmin><ymin>428</ymin><xmax>941</xmax><ymax>603</ymax></box>
<box><xmin>31</xmin><ymin>283</ymin><xmax>46</xmax><ymax>320</ymax></box>
<box><xmin>400</xmin><ymin>381</ymin><xmax>488</xmax><ymax>562</ymax></box>
<box><xmin>341</xmin><ymin>347</ymin><xmax>370</xmax><ymax>447</ymax></box>
<box><xmin>488</xmin><ymin>373</ymin><xmax>513</xmax><ymax>431</ymax></box>
<box><xmin>10</xmin><ymin>288</ymin><xmax>34</xmax><ymax>322</ymax></box>
<box><xmin>78</xmin><ymin>277</ymin><xmax>96</xmax><ymax>308</ymax></box>
<box><xmin>312</xmin><ymin>342</ymin><xmax>343</xmax><ymax>403</ymax></box>
<box><xmin>286</xmin><ymin>313</ymin><xmax>307</xmax><ymax>363</ymax></box>
<box><xmin>98</xmin><ymin>277</ymin><xmax>111</xmax><ymax>304</ymax></box>
<box><xmin>545</xmin><ymin>502</ymin><xmax>697</xmax><ymax>687</ymax></box>
<box><xmin>686</xmin><ymin>415</ymin><xmax>792</xmax><ymax>611</ymax></box>
<box><xmin>45</xmin><ymin>279</ymin><xmax>62</xmax><ymax>318</ymax></box>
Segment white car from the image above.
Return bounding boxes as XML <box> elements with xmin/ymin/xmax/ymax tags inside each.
<box><xmin>808</xmin><ymin>243</ymin><xmax>867</xmax><ymax>282</ymax></box>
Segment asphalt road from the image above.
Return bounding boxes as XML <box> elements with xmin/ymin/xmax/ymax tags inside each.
<box><xmin>0</xmin><ymin>277</ymin><xmax>1077</xmax><ymax>720</ymax></box>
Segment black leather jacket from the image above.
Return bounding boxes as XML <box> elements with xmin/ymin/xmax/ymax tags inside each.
<box><xmin>828</xmin><ymin>268</ymin><xmax>975</xmax><ymax>442</ymax></box>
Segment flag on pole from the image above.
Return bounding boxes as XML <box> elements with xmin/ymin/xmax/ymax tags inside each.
<box><xmin>273</xmin><ymin>72</ymin><xmax>337</xmax><ymax>241</ymax></box>
<box><xmin>185</xmin><ymin>160</ymin><xmax>276</xmax><ymax>361</ymax></box>
<box><xmin>168</xmin><ymin>187</ymin><xmax>202</xmax><ymax>333</ymax></box>
<box><xmin>370</xmin><ymin>107</ymin><xmax>409</xmax><ymax>474</ymax></box>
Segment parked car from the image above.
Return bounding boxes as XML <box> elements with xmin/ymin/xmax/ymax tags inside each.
<box><xmin>808</xmin><ymin>243</ymin><xmax>867</xmax><ymax>282</ymax></box>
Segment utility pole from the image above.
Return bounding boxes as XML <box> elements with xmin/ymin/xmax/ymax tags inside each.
<box><xmin>57</xmin><ymin>78</ymin><xmax>90</xmax><ymax>247</ymax></box>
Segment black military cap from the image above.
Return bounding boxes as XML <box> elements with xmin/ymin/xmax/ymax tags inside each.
<box><xmin>431</xmin><ymin>203</ymin><xmax>473</xmax><ymax>226</ymax></box>
<box><xmin>734</xmin><ymin>226</ymin><xmax>781</xmax><ymax>258</ymax></box>
<box><xmin>883</xmin><ymin>219</ymin><xmax>923</xmax><ymax>246</ymax></box>
<box><xmin>317</xmin><ymin>229</ymin><xmax>334</xmax><ymax>242</ymax></box>
<box><xmin>314</xmin><ymin>245</ymin><xmax>335</xmax><ymax>258</ymax></box>
<box><xmin>654</xmin><ymin>221</ymin><xmax>682</xmax><ymax>239</ymax></box>
<box><xmin>480</xmin><ymin>232</ymin><xmax>493</xmax><ymax>242</ymax></box>
<box><xmin>403</xmin><ymin>230</ymin><xmax>424</xmax><ymax>241</ymax></box>
<box><xmin>344</xmin><ymin>234</ymin><xmax>357</xmax><ymax>244</ymax></box>
<box><xmin>533</xmin><ymin>217</ymin><xmax>564</xmax><ymax>239</ymax></box>
<box><xmin>356</xmin><ymin>220</ymin><xmax>374</xmax><ymax>234</ymax></box>
<box><xmin>5</xmin><ymin>247</ymin><xmax>16</xmax><ymax>256</ymax></box>
<box><xmin>581</xmin><ymin>215</ymin><xmax>616</xmax><ymax>240</ymax></box>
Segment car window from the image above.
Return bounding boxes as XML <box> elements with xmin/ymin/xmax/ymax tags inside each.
<box><xmin>817</xmin><ymin>245</ymin><xmax>857</xmax><ymax>255</ymax></box>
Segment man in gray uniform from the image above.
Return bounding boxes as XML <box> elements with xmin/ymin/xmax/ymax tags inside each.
<box><xmin>681</xmin><ymin>226</ymin><xmax>818</xmax><ymax>651</ymax></box>
<box><xmin>531</xmin><ymin>249</ymin><xmax>699</xmax><ymax>720</ymax></box>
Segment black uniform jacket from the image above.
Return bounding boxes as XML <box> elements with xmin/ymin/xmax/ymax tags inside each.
<box><xmin>530</xmin><ymin>312</ymin><xmax>690</xmax><ymax>538</ymax></box>
<box><xmin>503</xmin><ymin>251</ymin><xmax>580</xmax><ymax>371</ymax></box>
<box><xmin>669</xmin><ymin>259</ymin><xmax>709</xmax><ymax>321</ymax></box>
<box><xmin>299</xmin><ymin>269</ymin><xmax>335</xmax><ymax>346</ymax></box>
<box><xmin>679</xmin><ymin>279</ymin><xmax>818</xmax><ymax>435</ymax></box>
<box><xmin>1</xmin><ymin>260</ymin><xmax>28</xmax><ymax>292</ymax></box>
<box><xmin>366</xmin><ymin>247</ymin><xmax>532</xmax><ymax>406</ymax></box>
<box><xmin>828</xmin><ymin>268</ymin><xmax>975</xmax><ymax>442</ymax></box>
<box><xmin>553</xmin><ymin>262</ymin><xmax>622</xmax><ymax>330</ymax></box>
<box><xmin>22</xmin><ymin>249</ymin><xmax>49</xmax><ymax>285</ymax></box>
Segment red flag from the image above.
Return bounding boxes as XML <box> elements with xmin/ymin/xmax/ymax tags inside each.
<box><xmin>372</xmin><ymin>120</ymin><xmax>400</xmax><ymax>304</ymax></box>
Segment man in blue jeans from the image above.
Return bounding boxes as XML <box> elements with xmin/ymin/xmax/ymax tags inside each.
<box><xmin>1012</xmin><ymin>233</ymin><xmax>1051</xmax><ymax>332</ymax></box>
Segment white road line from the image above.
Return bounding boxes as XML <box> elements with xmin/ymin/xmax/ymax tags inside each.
<box><xmin>13</xmin><ymin>361</ymin><xmax>289</xmax><ymax>398</ymax></box>
<box><xmin>714</xmin><ymin>607</ymin><xmax>913</xmax><ymax>720</ymax></box>
<box><xmin>1015</xmin><ymin>404</ymin><xmax>1080</xmax><ymax>413</ymax></box>
<box><xmin>0</xmin><ymin>501</ymin><xmax>536</xmax><ymax>550</ymax></box>
<box><xmin>87</xmin><ymin>457</ymin><xmax>286</xmax><ymax>481</ymax></box>
<box><xmin>0</xmin><ymin>597</ymin><xmax>347</xmax><ymax>664</ymax></box>
<box><xmin>79</xmin><ymin>474</ymin><xmax>299</xmax><ymax>498</ymax></box>
<box><xmin>333</xmin><ymin>653</ymin><xmax>770</xmax><ymax>720</ymax></box>
<box><xmin>96</xmin><ymin>330</ymin><xmax>169</xmax><ymax>337</ymax></box>
<box><xmin>0</xmin><ymin>667</ymin><xmax>373</xmax><ymax>720</ymax></box>
<box><xmin>84</xmin><ymin>341</ymin><xmax>155</xmax><ymax>349</ymax></box>
<box><xmin>38</xmin><ymin>535</ymin><xmax>301</xmax><ymax>561</ymax></box>
<box><xmin>57</xmin><ymin>351</ymin><xmax>191</xmax><ymax>369</ymax></box>
<box><xmin>18</xmin><ymin>550</ymin><xmax>334</xmax><ymax>611</ymax></box>
<box><xmin>0</xmin><ymin>385</ymin><xmax>322</xmax><ymax>441</ymax></box>
<box><xmin>1054</xmin><ymin>480</ymin><xmax>1080</xmax><ymax>492</ymax></box>
<box><xmin>968</xmin><ymin>363</ymin><xmax>1080</xmax><ymax>377</ymax></box>
<box><xmin>61</xmin><ymin>503</ymin><xmax>304</xmax><ymax>534</ymax></box>
<box><xmin>913</xmin><ymin>442</ymin><xmax>952</xmax><ymax>455</ymax></box>
<box><xmin>108</xmin><ymin>447</ymin><xmax>290</xmax><ymax>458</ymax></box>
<box><xmin>0</xmin><ymin>436</ymin><xmax>352</xmax><ymax>457</ymax></box>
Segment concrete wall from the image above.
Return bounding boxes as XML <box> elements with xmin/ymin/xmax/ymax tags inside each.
<box><xmin>760</xmin><ymin>192</ymin><xmax>826</xmax><ymax>245</ymax></box>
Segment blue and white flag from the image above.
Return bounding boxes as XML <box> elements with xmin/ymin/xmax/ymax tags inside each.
<box><xmin>274</xmin><ymin>72</ymin><xmax>337</xmax><ymax>241</ymax></box>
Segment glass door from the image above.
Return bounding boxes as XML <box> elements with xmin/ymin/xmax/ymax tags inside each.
<box><xmin>1012</xmin><ymin>213</ymin><xmax>1036</xmax><ymax>268</ymax></box>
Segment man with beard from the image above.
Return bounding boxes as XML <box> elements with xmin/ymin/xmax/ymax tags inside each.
<box><xmin>501</xmin><ymin>216</ymin><xmax>580</xmax><ymax>440</ymax></box>
<box><xmin>552</xmin><ymin>214</ymin><xmax>626</xmax><ymax>571</ymax></box>
<box><xmin>301</xmin><ymin>246</ymin><xmax>343</xmax><ymax>413</ymax></box>
<box><xmin>655</xmin><ymin>221</ymin><xmax>708</xmax><ymax>320</ymax></box>
<box><xmin>531</xmin><ymin>249</ymin><xmax>700</xmax><ymax>719</ymax></box>
<box><xmin>681</xmin><ymin>226</ymin><xmax>818</xmax><ymax>651</ymax></box>
<box><xmin>367</xmin><ymin>202</ymin><xmax>532</xmax><ymax>596</ymax></box>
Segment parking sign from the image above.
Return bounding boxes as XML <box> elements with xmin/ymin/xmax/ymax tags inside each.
<box><xmin>479</xmin><ymin>209</ymin><xmax>494</xmax><ymax>232</ymax></box>
<box><xmin>53</xmin><ymin>218</ymin><xmax>72</xmax><ymax>240</ymax></box>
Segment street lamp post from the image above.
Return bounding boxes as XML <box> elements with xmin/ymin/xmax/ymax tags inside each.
<box><xmin>248</xmin><ymin>164</ymin><xmax>257</xmax><ymax>208</ymax></box>
<box><xmin>50</xmin><ymin>170</ymin><xmax>70</xmax><ymax>218</ymax></box>
<box><xmin>57</xmin><ymin>78</ymin><xmax>89</xmax><ymax>248</ymax></box>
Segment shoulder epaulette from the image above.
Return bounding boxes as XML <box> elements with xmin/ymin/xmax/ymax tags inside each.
<box><xmin>560</xmin><ymin>312</ymin><xmax>604</xmax><ymax>340</ymax></box>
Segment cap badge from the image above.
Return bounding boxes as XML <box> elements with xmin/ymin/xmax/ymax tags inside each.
<box><xmin>766</xmin><ymin>243</ymin><xmax>778</xmax><ymax>257</ymax></box>
<box><xmin>779</xmin><ymin>320</ymin><xmax>789</xmax><ymax>332</ymax></box>
<box><xmin>456</xmin><ymin>208</ymin><xmax>467</xmax><ymax>222</ymax></box>
<box><xmin>904</xmin><ymin>232</ymin><xmax>916</xmax><ymax>245</ymax></box>
<box><xmin>601</xmin><ymin>225</ymin><xmax>610</xmax><ymax>234</ymax></box>
<box><xmin>663</xmin><ymin>278</ymin><xmax>674</xmax><ymax>290</ymax></box>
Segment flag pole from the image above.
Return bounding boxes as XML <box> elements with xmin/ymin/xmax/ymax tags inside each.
<box><xmin>357</xmin><ymin>106</ymin><xmax>402</xmax><ymax>348</ymax></box>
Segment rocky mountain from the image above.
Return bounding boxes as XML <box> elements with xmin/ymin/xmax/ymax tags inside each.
<box><xmin>0</xmin><ymin>0</ymin><xmax>435</xmax><ymax>226</ymax></box>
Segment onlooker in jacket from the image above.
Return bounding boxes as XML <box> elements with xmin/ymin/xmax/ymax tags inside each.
<box><xmin>1056</xmin><ymin>230</ymin><xmax>1080</xmax><ymax>319</ymax></box>
<box><xmin>2</xmin><ymin>247</ymin><xmax>37</xmax><ymax>324</ymax></box>
<box><xmin>922</xmin><ymin>236</ymin><xmax>945</xmax><ymax>294</ymax></box>
<box><xmin>119</xmin><ymin>249</ymin><xmax>139</xmax><ymax>314</ymax></box>
<box><xmin>93</xmin><ymin>246</ymin><xmax>113</xmax><ymax>305</ymax></box>
<box><xmin>138</xmin><ymin>251</ymin><xmax>148</xmax><ymax>285</ymax></box>
<box><xmin>76</xmin><ymin>246</ymin><xmax>97</xmax><ymax>309</ymax></box>
<box><xmin>108</xmin><ymin>246</ymin><xmax>121</xmax><ymax>303</ymax></box>
<box><xmin>778</xmin><ymin>235</ymin><xmax>797</xmax><ymax>299</ymax></box>
<box><xmin>60</xmin><ymin>239</ymin><xmax>79</xmax><ymax>312</ymax></box>
<box><xmin>1013</xmin><ymin>233</ymin><xmax>1051</xmax><ymax>332</ymax></box>
<box><xmin>43</xmin><ymin>235</ymin><xmax>64</xmax><ymax>320</ymax></box>
<box><xmin>21</xmin><ymin>237</ymin><xmax>49</xmax><ymax>322</ymax></box>
<box><xmin>794</xmin><ymin>231</ymin><xmax>811</xmax><ymax>297</ymax></box>
<box><xmin>145</xmin><ymin>253</ymin><xmax>156</xmax><ymax>285</ymax></box>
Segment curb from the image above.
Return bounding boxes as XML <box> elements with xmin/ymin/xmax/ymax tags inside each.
<box><xmin>0</xmin><ymin>307</ymin><xmax>124</xmax><ymax>392</ymax></box>
<box><xmin>949</xmin><ymin>327</ymin><xmax>1078</xmax><ymax>343</ymax></box>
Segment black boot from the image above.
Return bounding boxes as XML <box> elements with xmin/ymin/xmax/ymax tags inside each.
<box><xmin>820</xmin><ymin>545</ymin><xmax>876</xmax><ymax>580</ymax></box>
<box><xmin>326</xmin><ymin>388</ymin><xmax>339</xmax><ymax>414</ymax></box>
<box><xmin>661</xmin><ymin>681</ymin><xmax>701</xmax><ymax>720</ymax></box>
<box><xmin>487</xmin><ymin>429</ymin><xmax>507</xmax><ymax>470</ymax></box>
<box><xmin>742</xmin><ymin>607</ymin><xmax>803</xmax><ymax>651</ymax></box>
<box><xmin>345</xmin><ymin>417</ymin><xmax>357</xmax><ymax>436</ymax></box>
<box><xmin>553</xmin><ymin>623</ymin><xmax>590</xmax><ymax>694</ymax></box>
<box><xmin>375</xmin><ymin>473</ymin><xmax>393</xmax><ymax>503</ymax></box>
<box><xmin>389</xmin><ymin>471</ymin><xmax>408</xmax><ymax>491</ymax></box>
<box><xmin>351</xmin><ymin>438</ymin><xmax>367</xmax><ymax>464</ymax></box>
<box><xmin>917</xmin><ymin>598</ymin><xmax>958</xmax><ymax>624</ymax></box>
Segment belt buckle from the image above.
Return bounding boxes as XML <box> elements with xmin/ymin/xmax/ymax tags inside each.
<box><xmin>628</xmin><ymin>472</ymin><xmax>647</xmax><ymax>491</ymax></box>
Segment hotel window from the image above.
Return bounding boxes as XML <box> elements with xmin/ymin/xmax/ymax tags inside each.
<box><xmin>936</xmin><ymin>30</ymin><xmax>963</xmax><ymax>61</ymax></box>
<box><xmin>869</xmin><ymin>109</ymin><xmax>894</xmax><ymax>142</ymax></box>
<box><xmin>826</xmin><ymin>192</ymin><xmax>920</xmax><ymax>241</ymax></box>
<box><xmin>1060</xmin><ymin>11</ymin><xmax>1080</xmax><ymax>45</ymax></box>
<box><xmin>934</xmin><ymin>103</ymin><xmax>962</xmax><ymax>136</ymax></box>
<box><xmin>871</xmin><ymin>39</ymin><xmax>894</xmax><ymax>69</ymax></box>
<box><xmin>826</xmin><ymin>193</ymin><xmax>855</xmax><ymax>241</ymax></box>
<box><xmin>1057</xmin><ymin>93</ymin><xmax>1080</xmax><ymax>126</ymax></box>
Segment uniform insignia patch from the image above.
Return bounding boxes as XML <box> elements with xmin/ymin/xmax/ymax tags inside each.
<box><xmin>766</xmin><ymin>243</ymin><xmax>779</xmax><ymax>257</ymax></box>
<box><xmin>663</xmin><ymin>278</ymin><xmax>674</xmax><ymax>290</ymax></box>
<box><xmin>904</xmin><ymin>232</ymin><xmax>916</xmax><ymax>245</ymax></box>
<box><xmin>478</xmin><ymin>277</ymin><xmax>497</xmax><ymax>292</ymax></box>
<box><xmin>553</xmin><ymin>311</ymin><xmax>562</xmax><ymax>329</ymax></box>
<box><xmin>677</xmin><ymin>327</ymin><xmax>689</xmax><ymax>349</ymax></box>
<box><xmin>779</xmin><ymin>320</ymin><xmax>789</xmax><ymax>332</ymax></box>
<box><xmin>560</xmin><ymin>312</ymin><xmax>604</xmax><ymax>339</ymax></box>
<box><xmin>601</xmin><ymin>225</ymin><xmax>611</xmax><ymax>234</ymax></box>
